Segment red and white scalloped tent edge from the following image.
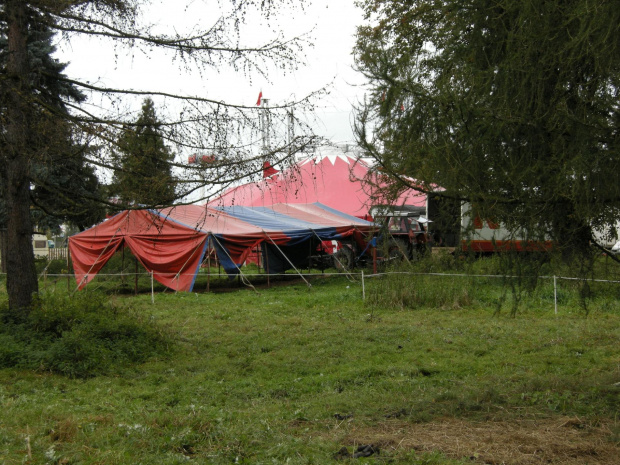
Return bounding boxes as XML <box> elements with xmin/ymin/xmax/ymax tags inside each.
<box><xmin>209</xmin><ymin>151</ymin><xmax>426</xmax><ymax>218</ymax></box>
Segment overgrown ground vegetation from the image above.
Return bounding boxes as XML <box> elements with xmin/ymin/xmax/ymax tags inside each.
<box><xmin>0</xmin><ymin>254</ymin><xmax>619</xmax><ymax>464</ymax></box>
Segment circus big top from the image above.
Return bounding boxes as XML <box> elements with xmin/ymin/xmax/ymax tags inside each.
<box><xmin>209</xmin><ymin>146</ymin><xmax>426</xmax><ymax>218</ymax></box>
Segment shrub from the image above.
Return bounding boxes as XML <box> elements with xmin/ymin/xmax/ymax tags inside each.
<box><xmin>34</xmin><ymin>257</ymin><xmax>49</xmax><ymax>275</ymax></box>
<box><xmin>46</xmin><ymin>259</ymin><xmax>68</xmax><ymax>275</ymax></box>
<box><xmin>0</xmin><ymin>292</ymin><xmax>172</xmax><ymax>377</ymax></box>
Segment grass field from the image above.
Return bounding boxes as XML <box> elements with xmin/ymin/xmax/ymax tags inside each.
<box><xmin>1</xmin><ymin>259</ymin><xmax>619</xmax><ymax>464</ymax></box>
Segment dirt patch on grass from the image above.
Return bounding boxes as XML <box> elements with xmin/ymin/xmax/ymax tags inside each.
<box><xmin>336</xmin><ymin>417</ymin><xmax>619</xmax><ymax>464</ymax></box>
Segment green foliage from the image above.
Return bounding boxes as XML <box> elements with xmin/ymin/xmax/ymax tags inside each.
<box><xmin>365</xmin><ymin>253</ymin><xmax>620</xmax><ymax>317</ymax></box>
<box><xmin>354</xmin><ymin>0</ymin><xmax>620</xmax><ymax>265</ymax></box>
<box><xmin>45</xmin><ymin>259</ymin><xmax>68</xmax><ymax>275</ymax></box>
<box><xmin>111</xmin><ymin>98</ymin><xmax>177</xmax><ymax>207</ymax></box>
<box><xmin>0</xmin><ymin>15</ymin><xmax>106</xmax><ymax>233</ymax></box>
<box><xmin>0</xmin><ymin>292</ymin><xmax>172</xmax><ymax>377</ymax></box>
<box><xmin>34</xmin><ymin>258</ymin><xmax>68</xmax><ymax>276</ymax></box>
<box><xmin>98</xmin><ymin>248</ymin><xmax>137</xmax><ymax>274</ymax></box>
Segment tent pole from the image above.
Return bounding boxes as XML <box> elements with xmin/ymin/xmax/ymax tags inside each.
<box><xmin>263</xmin><ymin>231</ymin><xmax>311</xmax><ymax>288</ymax></box>
<box><xmin>134</xmin><ymin>257</ymin><xmax>138</xmax><ymax>295</ymax></box>
<box><xmin>265</xmin><ymin>244</ymin><xmax>270</xmax><ymax>288</ymax></box>
<box><xmin>373</xmin><ymin>245</ymin><xmax>377</xmax><ymax>275</ymax></box>
<box><xmin>207</xmin><ymin>244</ymin><xmax>211</xmax><ymax>293</ymax></box>
<box><xmin>172</xmin><ymin>237</ymin><xmax>209</xmax><ymax>292</ymax></box>
<box><xmin>151</xmin><ymin>271</ymin><xmax>154</xmax><ymax>304</ymax></box>
<box><xmin>210</xmin><ymin>234</ymin><xmax>259</xmax><ymax>293</ymax></box>
<box><xmin>308</xmin><ymin>239</ymin><xmax>311</xmax><ymax>274</ymax></box>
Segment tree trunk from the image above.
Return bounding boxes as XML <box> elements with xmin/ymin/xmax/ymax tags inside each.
<box><xmin>0</xmin><ymin>229</ymin><xmax>7</xmax><ymax>274</ymax></box>
<box><xmin>2</xmin><ymin>1</ymin><xmax>38</xmax><ymax>313</ymax></box>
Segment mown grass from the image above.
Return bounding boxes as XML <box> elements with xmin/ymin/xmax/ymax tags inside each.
<box><xmin>0</xmin><ymin>257</ymin><xmax>619</xmax><ymax>464</ymax></box>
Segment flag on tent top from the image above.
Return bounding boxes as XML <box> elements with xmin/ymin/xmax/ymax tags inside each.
<box><xmin>256</xmin><ymin>90</ymin><xmax>263</xmax><ymax>106</ymax></box>
<box><xmin>263</xmin><ymin>161</ymin><xmax>278</xmax><ymax>178</ymax></box>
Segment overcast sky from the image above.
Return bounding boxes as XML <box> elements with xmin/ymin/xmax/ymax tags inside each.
<box><xmin>56</xmin><ymin>0</ymin><xmax>366</xmax><ymax>144</ymax></box>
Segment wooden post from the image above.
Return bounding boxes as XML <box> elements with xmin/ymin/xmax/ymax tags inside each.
<box><xmin>67</xmin><ymin>247</ymin><xmax>71</xmax><ymax>293</ymax></box>
<box><xmin>265</xmin><ymin>244</ymin><xmax>270</xmax><ymax>288</ymax></box>
<box><xmin>554</xmin><ymin>276</ymin><xmax>558</xmax><ymax>316</ymax></box>
<box><xmin>362</xmin><ymin>270</ymin><xmax>365</xmax><ymax>300</ymax></box>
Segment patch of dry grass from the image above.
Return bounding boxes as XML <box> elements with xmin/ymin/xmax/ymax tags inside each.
<box><xmin>328</xmin><ymin>417</ymin><xmax>620</xmax><ymax>464</ymax></box>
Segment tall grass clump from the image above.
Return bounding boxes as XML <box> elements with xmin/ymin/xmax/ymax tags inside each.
<box><xmin>0</xmin><ymin>292</ymin><xmax>172</xmax><ymax>377</ymax></box>
<box><xmin>366</xmin><ymin>267</ymin><xmax>474</xmax><ymax>310</ymax></box>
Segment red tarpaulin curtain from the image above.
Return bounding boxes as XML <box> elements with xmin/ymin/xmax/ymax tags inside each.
<box><xmin>69</xmin><ymin>210</ymin><xmax>209</xmax><ymax>292</ymax></box>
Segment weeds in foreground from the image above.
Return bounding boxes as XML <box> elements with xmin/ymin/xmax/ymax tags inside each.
<box><xmin>0</xmin><ymin>292</ymin><xmax>172</xmax><ymax>377</ymax></box>
<box><xmin>366</xmin><ymin>254</ymin><xmax>620</xmax><ymax>316</ymax></box>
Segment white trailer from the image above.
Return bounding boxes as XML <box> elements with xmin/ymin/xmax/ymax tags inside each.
<box><xmin>32</xmin><ymin>233</ymin><xmax>49</xmax><ymax>258</ymax></box>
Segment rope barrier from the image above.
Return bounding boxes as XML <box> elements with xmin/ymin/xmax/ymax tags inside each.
<box><xmin>23</xmin><ymin>270</ymin><xmax>620</xmax><ymax>284</ymax></box>
<box><xmin>6</xmin><ymin>267</ymin><xmax>620</xmax><ymax>312</ymax></box>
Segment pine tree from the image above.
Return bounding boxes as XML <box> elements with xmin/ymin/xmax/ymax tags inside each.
<box><xmin>354</xmin><ymin>0</ymin><xmax>620</xmax><ymax>263</ymax></box>
<box><xmin>0</xmin><ymin>17</ymin><xmax>105</xmax><ymax>231</ymax></box>
<box><xmin>112</xmin><ymin>98</ymin><xmax>176</xmax><ymax>207</ymax></box>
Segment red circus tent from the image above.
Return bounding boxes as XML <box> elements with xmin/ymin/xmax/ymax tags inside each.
<box><xmin>69</xmin><ymin>203</ymin><xmax>376</xmax><ymax>292</ymax></box>
<box><xmin>69</xmin><ymin>207</ymin><xmax>265</xmax><ymax>292</ymax></box>
<box><xmin>209</xmin><ymin>150</ymin><xmax>426</xmax><ymax>218</ymax></box>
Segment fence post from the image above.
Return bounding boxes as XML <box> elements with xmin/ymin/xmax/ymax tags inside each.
<box><xmin>554</xmin><ymin>275</ymin><xmax>558</xmax><ymax>316</ymax></box>
<box><xmin>362</xmin><ymin>270</ymin><xmax>365</xmax><ymax>300</ymax></box>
